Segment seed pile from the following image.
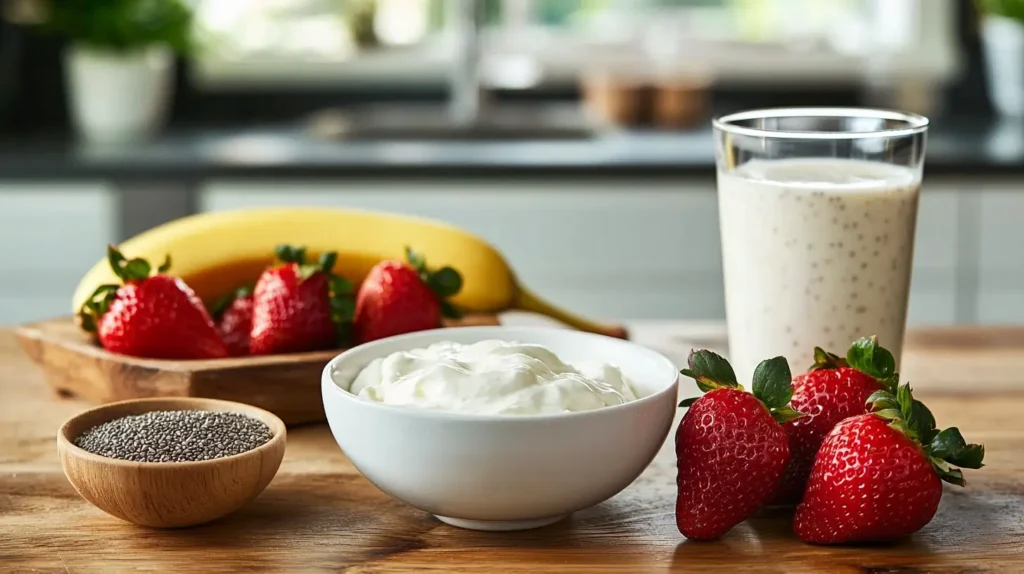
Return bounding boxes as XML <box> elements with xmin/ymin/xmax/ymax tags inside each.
<box><xmin>74</xmin><ymin>410</ymin><xmax>273</xmax><ymax>463</ymax></box>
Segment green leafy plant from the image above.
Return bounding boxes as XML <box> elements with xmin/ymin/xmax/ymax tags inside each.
<box><xmin>344</xmin><ymin>0</ymin><xmax>379</xmax><ymax>49</ymax></box>
<box><xmin>977</xmin><ymin>0</ymin><xmax>1024</xmax><ymax>22</ymax></box>
<box><xmin>38</xmin><ymin>0</ymin><xmax>194</xmax><ymax>55</ymax></box>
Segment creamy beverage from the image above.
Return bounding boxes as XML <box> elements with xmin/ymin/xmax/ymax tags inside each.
<box><xmin>717</xmin><ymin>157</ymin><xmax>921</xmax><ymax>383</ymax></box>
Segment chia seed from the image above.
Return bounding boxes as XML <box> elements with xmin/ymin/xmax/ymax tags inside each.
<box><xmin>74</xmin><ymin>410</ymin><xmax>273</xmax><ymax>463</ymax></box>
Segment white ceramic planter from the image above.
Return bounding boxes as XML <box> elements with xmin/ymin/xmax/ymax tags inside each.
<box><xmin>64</xmin><ymin>45</ymin><xmax>173</xmax><ymax>144</ymax></box>
<box><xmin>982</xmin><ymin>15</ymin><xmax>1024</xmax><ymax>118</ymax></box>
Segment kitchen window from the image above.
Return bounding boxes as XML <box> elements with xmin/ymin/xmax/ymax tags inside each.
<box><xmin>193</xmin><ymin>0</ymin><xmax>961</xmax><ymax>89</ymax></box>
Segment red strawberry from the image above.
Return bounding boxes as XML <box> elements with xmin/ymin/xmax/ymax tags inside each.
<box><xmin>249</xmin><ymin>245</ymin><xmax>355</xmax><ymax>355</ymax></box>
<box><xmin>771</xmin><ymin>336</ymin><xmax>897</xmax><ymax>505</ymax></box>
<box><xmin>211</xmin><ymin>285</ymin><xmax>254</xmax><ymax>356</ymax></box>
<box><xmin>675</xmin><ymin>350</ymin><xmax>803</xmax><ymax>540</ymax></box>
<box><xmin>353</xmin><ymin>247</ymin><xmax>462</xmax><ymax>344</ymax></box>
<box><xmin>77</xmin><ymin>245</ymin><xmax>229</xmax><ymax>360</ymax></box>
<box><xmin>794</xmin><ymin>383</ymin><xmax>985</xmax><ymax>544</ymax></box>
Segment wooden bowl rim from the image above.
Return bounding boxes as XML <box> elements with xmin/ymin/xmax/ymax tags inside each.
<box><xmin>57</xmin><ymin>397</ymin><xmax>287</xmax><ymax>470</ymax></box>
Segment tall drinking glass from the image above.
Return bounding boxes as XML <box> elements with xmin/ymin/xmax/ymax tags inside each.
<box><xmin>712</xmin><ymin>108</ymin><xmax>928</xmax><ymax>383</ymax></box>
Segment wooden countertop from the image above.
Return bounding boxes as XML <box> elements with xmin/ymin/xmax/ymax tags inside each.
<box><xmin>3</xmin><ymin>323</ymin><xmax>1024</xmax><ymax>573</ymax></box>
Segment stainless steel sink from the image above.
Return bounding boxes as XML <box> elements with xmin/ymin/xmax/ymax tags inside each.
<box><xmin>305</xmin><ymin>104</ymin><xmax>599</xmax><ymax>141</ymax></box>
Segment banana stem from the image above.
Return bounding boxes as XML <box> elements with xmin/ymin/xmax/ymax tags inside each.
<box><xmin>512</xmin><ymin>283</ymin><xmax>628</xmax><ymax>340</ymax></box>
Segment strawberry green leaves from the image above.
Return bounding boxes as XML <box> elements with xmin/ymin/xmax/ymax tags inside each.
<box><xmin>752</xmin><ymin>356</ymin><xmax>803</xmax><ymax>424</ymax></box>
<box><xmin>328</xmin><ymin>275</ymin><xmax>356</xmax><ymax>326</ymax></box>
<box><xmin>405</xmin><ymin>246</ymin><xmax>464</xmax><ymax>319</ymax></box>
<box><xmin>867</xmin><ymin>382</ymin><xmax>985</xmax><ymax>486</ymax></box>
<box><xmin>846</xmin><ymin>336</ymin><xmax>898</xmax><ymax>391</ymax></box>
<box><xmin>209</xmin><ymin>284</ymin><xmax>253</xmax><ymax>319</ymax></box>
<box><xmin>274</xmin><ymin>244</ymin><xmax>307</xmax><ymax>265</ymax></box>
<box><xmin>679</xmin><ymin>350</ymin><xmax>804</xmax><ymax>424</ymax></box>
<box><xmin>866</xmin><ymin>388</ymin><xmax>898</xmax><ymax>410</ymax></box>
<box><xmin>80</xmin><ymin>245</ymin><xmax>172</xmax><ymax>333</ymax></box>
<box><xmin>320</xmin><ymin>251</ymin><xmax>356</xmax><ymax>327</ymax></box>
<box><xmin>272</xmin><ymin>244</ymin><xmax>356</xmax><ymax>342</ymax></box>
<box><xmin>107</xmin><ymin>244</ymin><xmax>170</xmax><ymax>283</ymax></box>
<box><xmin>869</xmin><ymin>383</ymin><xmax>934</xmax><ymax>441</ymax></box>
<box><xmin>430</xmin><ymin>267</ymin><xmax>463</xmax><ymax>298</ymax></box>
<box><xmin>681</xmin><ymin>350</ymin><xmax>740</xmax><ymax>393</ymax></box>
<box><xmin>810</xmin><ymin>335</ymin><xmax>899</xmax><ymax>391</ymax></box>
<box><xmin>930</xmin><ymin>428</ymin><xmax>986</xmax><ymax>479</ymax></box>
<box><xmin>905</xmin><ymin>396</ymin><xmax>937</xmax><ymax>443</ymax></box>
<box><xmin>678</xmin><ymin>349</ymin><xmax>739</xmax><ymax>407</ymax></box>
<box><xmin>323</xmin><ymin>258</ymin><xmax>356</xmax><ymax>343</ymax></box>
<box><xmin>274</xmin><ymin>244</ymin><xmax>344</xmax><ymax>283</ymax></box>
<box><xmin>77</xmin><ymin>284</ymin><xmax>119</xmax><ymax>333</ymax></box>
<box><xmin>319</xmin><ymin>252</ymin><xmax>338</xmax><ymax>275</ymax></box>
<box><xmin>808</xmin><ymin>347</ymin><xmax>848</xmax><ymax>372</ymax></box>
<box><xmin>752</xmin><ymin>356</ymin><xmax>791</xmax><ymax>406</ymax></box>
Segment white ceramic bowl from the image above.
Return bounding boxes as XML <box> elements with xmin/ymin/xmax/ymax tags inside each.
<box><xmin>321</xmin><ymin>326</ymin><xmax>679</xmax><ymax>532</ymax></box>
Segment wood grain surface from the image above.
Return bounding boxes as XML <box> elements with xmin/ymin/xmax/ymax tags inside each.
<box><xmin>14</xmin><ymin>315</ymin><xmax>502</xmax><ymax>426</ymax></box>
<box><xmin>2</xmin><ymin>323</ymin><xmax>1024</xmax><ymax>573</ymax></box>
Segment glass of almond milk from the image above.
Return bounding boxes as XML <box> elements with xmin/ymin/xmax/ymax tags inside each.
<box><xmin>713</xmin><ymin>107</ymin><xmax>928</xmax><ymax>383</ymax></box>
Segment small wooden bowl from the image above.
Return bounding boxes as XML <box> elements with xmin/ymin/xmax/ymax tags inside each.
<box><xmin>57</xmin><ymin>397</ymin><xmax>287</xmax><ymax>528</ymax></box>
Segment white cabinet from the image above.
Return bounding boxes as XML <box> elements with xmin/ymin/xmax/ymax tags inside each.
<box><xmin>0</xmin><ymin>185</ymin><xmax>115</xmax><ymax>324</ymax></box>
<box><xmin>977</xmin><ymin>186</ymin><xmax>1024</xmax><ymax>323</ymax></box>
<box><xmin>202</xmin><ymin>177</ymin><xmax>962</xmax><ymax>324</ymax></box>
<box><xmin>909</xmin><ymin>185</ymin><xmax>959</xmax><ymax>325</ymax></box>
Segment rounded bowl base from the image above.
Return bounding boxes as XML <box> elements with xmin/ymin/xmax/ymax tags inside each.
<box><xmin>434</xmin><ymin>514</ymin><xmax>568</xmax><ymax>531</ymax></box>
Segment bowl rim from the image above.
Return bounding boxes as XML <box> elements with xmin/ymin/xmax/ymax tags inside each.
<box><xmin>57</xmin><ymin>396</ymin><xmax>287</xmax><ymax>469</ymax></box>
<box><xmin>321</xmin><ymin>326</ymin><xmax>681</xmax><ymax>422</ymax></box>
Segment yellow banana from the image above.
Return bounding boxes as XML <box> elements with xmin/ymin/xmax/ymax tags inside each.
<box><xmin>72</xmin><ymin>207</ymin><xmax>625</xmax><ymax>338</ymax></box>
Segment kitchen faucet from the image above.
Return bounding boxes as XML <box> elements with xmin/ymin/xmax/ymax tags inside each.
<box><xmin>448</xmin><ymin>0</ymin><xmax>487</xmax><ymax>126</ymax></box>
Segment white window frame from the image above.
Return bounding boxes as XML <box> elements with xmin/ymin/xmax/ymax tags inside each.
<box><xmin>192</xmin><ymin>0</ymin><xmax>961</xmax><ymax>90</ymax></box>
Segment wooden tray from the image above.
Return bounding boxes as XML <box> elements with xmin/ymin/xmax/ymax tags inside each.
<box><xmin>15</xmin><ymin>315</ymin><xmax>501</xmax><ymax>426</ymax></box>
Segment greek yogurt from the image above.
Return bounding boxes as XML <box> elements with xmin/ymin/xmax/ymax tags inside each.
<box><xmin>339</xmin><ymin>340</ymin><xmax>639</xmax><ymax>415</ymax></box>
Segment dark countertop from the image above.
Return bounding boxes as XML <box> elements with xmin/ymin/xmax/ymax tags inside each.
<box><xmin>1</xmin><ymin>117</ymin><xmax>1024</xmax><ymax>182</ymax></box>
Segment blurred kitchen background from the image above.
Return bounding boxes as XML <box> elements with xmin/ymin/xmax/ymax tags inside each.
<box><xmin>0</xmin><ymin>0</ymin><xmax>1022</xmax><ymax>325</ymax></box>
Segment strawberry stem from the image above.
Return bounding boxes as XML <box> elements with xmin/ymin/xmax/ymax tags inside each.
<box><xmin>867</xmin><ymin>382</ymin><xmax>985</xmax><ymax>486</ymax></box>
<box><xmin>404</xmin><ymin>246</ymin><xmax>464</xmax><ymax>319</ymax></box>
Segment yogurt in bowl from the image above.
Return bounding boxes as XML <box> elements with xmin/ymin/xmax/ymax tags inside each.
<box><xmin>321</xmin><ymin>327</ymin><xmax>679</xmax><ymax>531</ymax></box>
<box><xmin>347</xmin><ymin>339</ymin><xmax>639</xmax><ymax>415</ymax></box>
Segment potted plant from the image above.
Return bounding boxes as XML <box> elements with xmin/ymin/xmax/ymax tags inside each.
<box><xmin>978</xmin><ymin>0</ymin><xmax>1024</xmax><ymax>117</ymax></box>
<box><xmin>38</xmin><ymin>0</ymin><xmax>194</xmax><ymax>144</ymax></box>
